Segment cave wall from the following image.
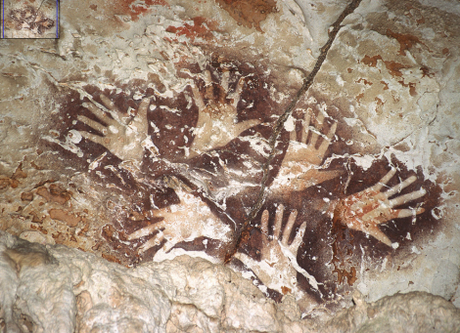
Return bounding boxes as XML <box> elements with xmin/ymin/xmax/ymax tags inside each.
<box><xmin>1</xmin><ymin>0</ymin><xmax>459</xmax><ymax>331</ymax></box>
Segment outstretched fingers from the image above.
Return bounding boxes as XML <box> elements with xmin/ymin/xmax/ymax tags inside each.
<box><xmin>79</xmin><ymin>131</ymin><xmax>107</xmax><ymax>148</ymax></box>
<box><xmin>126</xmin><ymin>221</ymin><xmax>167</xmax><ymax>241</ymax></box>
<box><xmin>388</xmin><ymin>188</ymin><xmax>426</xmax><ymax>207</ymax></box>
<box><xmin>363</xmin><ymin>204</ymin><xmax>424</xmax><ymax>224</ymax></box>
<box><xmin>309</xmin><ymin>112</ymin><xmax>325</xmax><ymax>147</ymax></box>
<box><xmin>384</xmin><ymin>175</ymin><xmax>417</xmax><ymax>199</ymax></box>
<box><xmin>82</xmin><ymin>101</ymin><xmax>118</xmax><ymax>127</ymax></box>
<box><xmin>282</xmin><ymin>209</ymin><xmax>298</xmax><ymax>246</ymax></box>
<box><xmin>77</xmin><ymin>115</ymin><xmax>107</xmax><ymax>134</ymax></box>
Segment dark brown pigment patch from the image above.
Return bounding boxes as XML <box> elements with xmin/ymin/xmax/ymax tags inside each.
<box><xmin>44</xmin><ymin>58</ymin><xmax>280</xmax><ymax>265</ymax></box>
<box><xmin>215</xmin><ymin>0</ymin><xmax>277</xmax><ymax>32</ymax></box>
<box><xmin>385</xmin><ymin>29</ymin><xmax>428</xmax><ymax>56</ymax></box>
<box><xmin>166</xmin><ymin>17</ymin><xmax>219</xmax><ymax>43</ymax></box>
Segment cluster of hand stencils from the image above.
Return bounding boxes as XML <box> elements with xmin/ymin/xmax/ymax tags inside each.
<box><xmin>69</xmin><ymin>67</ymin><xmax>426</xmax><ymax>305</ymax></box>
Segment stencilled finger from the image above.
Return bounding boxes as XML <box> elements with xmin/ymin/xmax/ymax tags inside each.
<box><xmin>100</xmin><ymin>95</ymin><xmax>133</xmax><ymax>126</ymax></box>
<box><xmin>373</xmin><ymin>168</ymin><xmax>397</xmax><ymax>193</ymax></box>
<box><xmin>369</xmin><ymin>226</ymin><xmax>392</xmax><ymax>247</ymax></box>
<box><xmin>232</xmin><ymin>77</ymin><xmax>245</xmax><ymax>109</ymax></box>
<box><xmin>235</xmin><ymin>118</ymin><xmax>262</xmax><ymax>134</ymax></box>
<box><xmin>221</xmin><ymin>69</ymin><xmax>230</xmax><ymax>94</ymax></box>
<box><xmin>362</xmin><ymin>206</ymin><xmax>392</xmax><ymax>223</ymax></box>
<box><xmin>384</xmin><ymin>175</ymin><xmax>418</xmax><ymax>199</ymax></box>
<box><xmin>82</xmin><ymin>101</ymin><xmax>118</xmax><ymax>127</ymax></box>
<box><xmin>131</xmin><ymin>98</ymin><xmax>150</xmax><ymax>127</ymax></box>
<box><xmin>126</xmin><ymin>221</ymin><xmax>166</xmax><ymax>241</ymax></box>
<box><xmin>388</xmin><ymin>188</ymin><xmax>426</xmax><ymax>208</ymax></box>
<box><xmin>138</xmin><ymin>231</ymin><xmax>164</xmax><ymax>253</ymax></box>
<box><xmin>77</xmin><ymin>115</ymin><xmax>107</xmax><ymax>134</ymax></box>
<box><xmin>301</xmin><ymin>109</ymin><xmax>311</xmax><ymax>144</ymax></box>
<box><xmin>261</xmin><ymin>209</ymin><xmax>270</xmax><ymax>243</ymax></box>
<box><xmin>204</xmin><ymin>70</ymin><xmax>213</xmax><ymax>99</ymax></box>
<box><xmin>100</xmin><ymin>94</ymin><xmax>123</xmax><ymax>116</ymax></box>
<box><xmin>309</xmin><ymin>112</ymin><xmax>325</xmax><ymax>147</ymax></box>
<box><xmin>191</xmin><ymin>84</ymin><xmax>206</xmax><ymax>111</ymax></box>
<box><xmin>290</xmin><ymin>221</ymin><xmax>307</xmax><ymax>251</ymax></box>
<box><xmin>396</xmin><ymin>207</ymin><xmax>425</xmax><ymax>219</ymax></box>
<box><xmin>273</xmin><ymin>204</ymin><xmax>285</xmax><ymax>240</ymax></box>
<box><xmin>317</xmin><ymin>121</ymin><xmax>337</xmax><ymax>158</ymax></box>
<box><xmin>282</xmin><ymin>209</ymin><xmax>298</xmax><ymax>246</ymax></box>
<box><xmin>79</xmin><ymin>131</ymin><xmax>107</xmax><ymax>147</ymax></box>
<box><xmin>290</xmin><ymin>122</ymin><xmax>297</xmax><ymax>142</ymax></box>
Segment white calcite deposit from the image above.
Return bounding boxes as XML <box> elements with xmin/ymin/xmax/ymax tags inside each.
<box><xmin>1</xmin><ymin>231</ymin><xmax>459</xmax><ymax>332</ymax></box>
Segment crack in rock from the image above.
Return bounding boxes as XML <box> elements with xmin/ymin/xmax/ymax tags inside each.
<box><xmin>226</xmin><ymin>0</ymin><xmax>364</xmax><ymax>263</ymax></box>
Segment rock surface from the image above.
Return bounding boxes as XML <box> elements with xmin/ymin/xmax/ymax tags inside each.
<box><xmin>1</xmin><ymin>0</ymin><xmax>459</xmax><ymax>330</ymax></box>
<box><xmin>1</xmin><ymin>231</ymin><xmax>459</xmax><ymax>332</ymax></box>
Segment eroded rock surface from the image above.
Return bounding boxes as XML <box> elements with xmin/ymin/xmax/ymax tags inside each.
<box><xmin>1</xmin><ymin>232</ymin><xmax>459</xmax><ymax>332</ymax></box>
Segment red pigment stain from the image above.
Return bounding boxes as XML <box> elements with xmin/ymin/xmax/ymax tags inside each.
<box><xmin>386</xmin><ymin>29</ymin><xmax>427</xmax><ymax>56</ymax></box>
<box><xmin>398</xmin><ymin>80</ymin><xmax>417</xmax><ymax>96</ymax></box>
<box><xmin>112</xmin><ymin>0</ymin><xmax>169</xmax><ymax>22</ymax></box>
<box><xmin>166</xmin><ymin>17</ymin><xmax>217</xmax><ymax>42</ymax></box>
<box><xmin>361</xmin><ymin>55</ymin><xmax>406</xmax><ymax>77</ymax></box>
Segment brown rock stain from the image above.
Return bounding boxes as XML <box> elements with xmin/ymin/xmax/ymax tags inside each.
<box><xmin>49</xmin><ymin>209</ymin><xmax>81</xmax><ymax>227</ymax></box>
<box><xmin>36</xmin><ymin>184</ymin><xmax>72</xmax><ymax>205</ymax></box>
<box><xmin>215</xmin><ymin>0</ymin><xmax>277</xmax><ymax>32</ymax></box>
<box><xmin>166</xmin><ymin>17</ymin><xmax>218</xmax><ymax>42</ymax></box>
<box><xmin>111</xmin><ymin>0</ymin><xmax>169</xmax><ymax>22</ymax></box>
<box><xmin>386</xmin><ymin>29</ymin><xmax>427</xmax><ymax>56</ymax></box>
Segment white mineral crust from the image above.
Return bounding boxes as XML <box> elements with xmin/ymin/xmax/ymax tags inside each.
<box><xmin>1</xmin><ymin>231</ymin><xmax>459</xmax><ymax>333</ymax></box>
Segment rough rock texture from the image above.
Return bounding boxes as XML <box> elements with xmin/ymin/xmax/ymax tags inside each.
<box><xmin>1</xmin><ymin>231</ymin><xmax>459</xmax><ymax>332</ymax></box>
<box><xmin>1</xmin><ymin>0</ymin><xmax>460</xmax><ymax>331</ymax></box>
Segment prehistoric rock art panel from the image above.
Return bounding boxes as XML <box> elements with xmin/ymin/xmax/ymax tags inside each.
<box><xmin>3</xmin><ymin>0</ymin><xmax>58</xmax><ymax>38</ymax></box>
<box><xmin>0</xmin><ymin>0</ymin><xmax>451</xmax><ymax>318</ymax></box>
<box><xmin>41</xmin><ymin>58</ymin><xmax>439</xmax><ymax>313</ymax></box>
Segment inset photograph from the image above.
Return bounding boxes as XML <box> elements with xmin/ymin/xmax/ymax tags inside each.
<box><xmin>3</xmin><ymin>0</ymin><xmax>58</xmax><ymax>38</ymax></box>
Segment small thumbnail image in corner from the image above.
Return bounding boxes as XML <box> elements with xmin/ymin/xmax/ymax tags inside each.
<box><xmin>2</xmin><ymin>0</ymin><xmax>59</xmax><ymax>39</ymax></box>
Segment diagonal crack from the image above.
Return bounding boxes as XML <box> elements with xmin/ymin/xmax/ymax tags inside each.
<box><xmin>225</xmin><ymin>0</ymin><xmax>364</xmax><ymax>263</ymax></box>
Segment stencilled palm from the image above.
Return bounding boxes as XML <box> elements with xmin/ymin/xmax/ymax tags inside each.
<box><xmin>126</xmin><ymin>177</ymin><xmax>232</xmax><ymax>256</ymax></box>
<box><xmin>333</xmin><ymin>168</ymin><xmax>426</xmax><ymax>247</ymax></box>
<box><xmin>235</xmin><ymin>204</ymin><xmax>317</xmax><ymax>296</ymax></box>
<box><xmin>271</xmin><ymin>109</ymin><xmax>340</xmax><ymax>193</ymax></box>
<box><xmin>284</xmin><ymin>108</ymin><xmax>337</xmax><ymax>166</ymax></box>
<box><xmin>77</xmin><ymin>94</ymin><xmax>156</xmax><ymax>162</ymax></box>
<box><xmin>187</xmin><ymin>69</ymin><xmax>261</xmax><ymax>159</ymax></box>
